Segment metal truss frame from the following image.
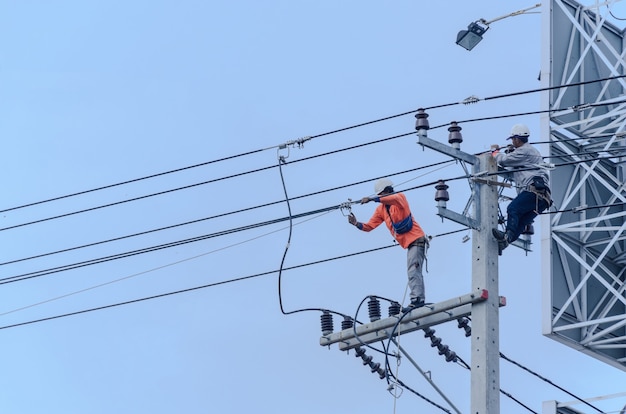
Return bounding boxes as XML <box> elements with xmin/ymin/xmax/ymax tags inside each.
<box><xmin>541</xmin><ymin>0</ymin><xmax>626</xmax><ymax>371</ymax></box>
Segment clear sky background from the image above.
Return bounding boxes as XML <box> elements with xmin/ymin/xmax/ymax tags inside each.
<box><xmin>1</xmin><ymin>1</ymin><xmax>626</xmax><ymax>413</ymax></box>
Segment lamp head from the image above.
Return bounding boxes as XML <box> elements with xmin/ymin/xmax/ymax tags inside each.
<box><xmin>456</xmin><ymin>22</ymin><xmax>488</xmax><ymax>51</ymax></box>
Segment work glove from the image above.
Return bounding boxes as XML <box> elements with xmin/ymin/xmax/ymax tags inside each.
<box><xmin>360</xmin><ymin>197</ymin><xmax>371</xmax><ymax>204</ymax></box>
<box><xmin>348</xmin><ymin>213</ymin><xmax>358</xmax><ymax>226</ymax></box>
<box><xmin>504</xmin><ymin>144</ymin><xmax>515</xmax><ymax>154</ymax></box>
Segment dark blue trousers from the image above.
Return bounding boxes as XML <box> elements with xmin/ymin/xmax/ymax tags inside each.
<box><xmin>506</xmin><ymin>190</ymin><xmax>550</xmax><ymax>243</ymax></box>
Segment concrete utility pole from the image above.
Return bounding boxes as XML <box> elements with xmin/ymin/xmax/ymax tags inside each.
<box><xmin>416</xmin><ymin>119</ymin><xmax>501</xmax><ymax>413</ymax></box>
<box><xmin>470</xmin><ymin>153</ymin><xmax>501</xmax><ymax>414</ymax></box>
<box><xmin>320</xmin><ymin>118</ymin><xmax>503</xmax><ymax>413</ymax></box>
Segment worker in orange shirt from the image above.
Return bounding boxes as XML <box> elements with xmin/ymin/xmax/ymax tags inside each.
<box><xmin>348</xmin><ymin>178</ymin><xmax>428</xmax><ymax>312</ymax></box>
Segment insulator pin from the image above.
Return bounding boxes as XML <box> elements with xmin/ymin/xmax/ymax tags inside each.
<box><xmin>448</xmin><ymin>121</ymin><xmax>463</xmax><ymax>149</ymax></box>
<box><xmin>414</xmin><ymin>108</ymin><xmax>430</xmax><ymax>131</ymax></box>
<box><xmin>434</xmin><ymin>180</ymin><xmax>450</xmax><ymax>208</ymax></box>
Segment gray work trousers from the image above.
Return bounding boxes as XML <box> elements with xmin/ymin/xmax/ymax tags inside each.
<box><xmin>407</xmin><ymin>242</ymin><xmax>426</xmax><ymax>302</ymax></box>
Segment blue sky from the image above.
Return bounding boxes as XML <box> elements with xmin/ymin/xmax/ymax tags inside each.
<box><xmin>1</xmin><ymin>1</ymin><xmax>625</xmax><ymax>413</ymax></box>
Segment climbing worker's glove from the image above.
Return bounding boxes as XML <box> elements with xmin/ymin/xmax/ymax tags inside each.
<box><xmin>504</xmin><ymin>144</ymin><xmax>515</xmax><ymax>154</ymax></box>
<box><xmin>348</xmin><ymin>213</ymin><xmax>358</xmax><ymax>226</ymax></box>
<box><xmin>360</xmin><ymin>197</ymin><xmax>371</xmax><ymax>204</ymax></box>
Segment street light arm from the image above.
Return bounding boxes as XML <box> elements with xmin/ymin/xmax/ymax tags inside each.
<box><xmin>480</xmin><ymin>3</ymin><xmax>541</xmax><ymax>26</ymax></box>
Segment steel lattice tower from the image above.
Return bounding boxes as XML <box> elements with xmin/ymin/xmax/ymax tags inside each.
<box><xmin>541</xmin><ymin>0</ymin><xmax>626</xmax><ymax>371</ymax></box>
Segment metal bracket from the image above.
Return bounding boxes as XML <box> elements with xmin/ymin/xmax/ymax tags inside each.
<box><xmin>472</xmin><ymin>176</ymin><xmax>512</xmax><ymax>188</ymax></box>
<box><xmin>319</xmin><ymin>290</ymin><xmax>500</xmax><ymax>350</ymax></box>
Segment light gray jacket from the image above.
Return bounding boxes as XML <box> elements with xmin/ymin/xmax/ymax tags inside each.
<box><xmin>494</xmin><ymin>143</ymin><xmax>549</xmax><ymax>194</ymax></box>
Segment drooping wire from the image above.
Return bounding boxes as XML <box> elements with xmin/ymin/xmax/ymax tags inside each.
<box><xmin>459</xmin><ymin>318</ymin><xmax>605</xmax><ymax>413</ymax></box>
<box><xmin>276</xmin><ymin>150</ymin><xmax>296</xmax><ymax>315</ymax></box>
<box><xmin>500</xmin><ymin>352</ymin><xmax>605</xmax><ymax>413</ymax></box>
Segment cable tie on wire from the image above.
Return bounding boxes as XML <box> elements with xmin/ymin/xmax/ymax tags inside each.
<box><xmin>571</xmin><ymin>103</ymin><xmax>591</xmax><ymax>112</ymax></box>
<box><xmin>572</xmin><ymin>204</ymin><xmax>588</xmax><ymax>213</ymax></box>
<box><xmin>282</xmin><ymin>136</ymin><xmax>312</xmax><ymax>149</ymax></box>
<box><xmin>461</xmin><ymin>95</ymin><xmax>481</xmax><ymax>105</ymax></box>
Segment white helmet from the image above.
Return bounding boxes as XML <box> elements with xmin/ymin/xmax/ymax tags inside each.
<box><xmin>374</xmin><ymin>178</ymin><xmax>393</xmax><ymax>194</ymax></box>
<box><xmin>509</xmin><ymin>123</ymin><xmax>530</xmax><ymax>139</ymax></box>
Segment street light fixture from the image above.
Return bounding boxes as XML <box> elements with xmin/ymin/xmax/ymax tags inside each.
<box><xmin>455</xmin><ymin>3</ymin><xmax>541</xmax><ymax>51</ymax></box>
<box><xmin>456</xmin><ymin>21</ymin><xmax>489</xmax><ymax>51</ymax></box>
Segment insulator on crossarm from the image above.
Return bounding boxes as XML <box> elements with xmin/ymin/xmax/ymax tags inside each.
<box><xmin>362</xmin><ymin>354</ymin><xmax>373</xmax><ymax>365</ymax></box>
<box><xmin>368</xmin><ymin>297</ymin><xmax>381</xmax><ymax>322</ymax></box>
<box><xmin>355</xmin><ymin>348</ymin><xmax>386</xmax><ymax>380</ymax></box>
<box><xmin>320</xmin><ymin>311</ymin><xmax>334</xmax><ymax>336</ymax></box>
<box><xmin>445</xmin><ymin>351</ymin><xmax>458</xmax><ymax>363</ymax></box>
<box><xmin>430</xmin><ymin>336</ymin><xmax>442</xmax><ymax>348</ymax></box>
<box><xmin>368</xmin><ymin>360</ymin><xmax>387</xmax><ymax>379</ymax></box>
<box><xmin>388</xmin><ymin>302</ymin><xmax>401</xmax><ymax>316</ymax></box>
<box><xmin>437</xmin><ymin>344</ymin><xmax>449</xmax><ymax>356</ymax></box>
<box><xmin>369</xmin><ymin>361</ymin><xmax>381</xmax><ymax>373</ymax></box>
<box><xmin>457</xmin><ymin>318</ymin><xmax>471</xmax><ymax>337</ymax></box>
<box><xmin>341</xmin><ymin>316</ymin><xmax>354</xmax><ymax>330</ymax></box>
<box><xmin>448</xmin><ymin>121</ymin><xmax>463</xmax><ymax>149</ymax></box>
<box><xmin>414</xmin><ymin>108</ymin><xmax>430</xmax><ymax>132</ymax></box>
<box><xmin>354</xmin><ymin>347</ymin><xmax>366</xmax><ymax>358</ymax></box>
<box><xmin>434</xmin><ymin>180</ymin><xmax>450</xmax><ymax>209</ymax></box>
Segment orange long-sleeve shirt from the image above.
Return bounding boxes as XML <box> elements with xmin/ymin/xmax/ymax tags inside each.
<box><xmin>356</xmin><ymin>192</ymin><xmax>425</xmax><ymax>248</ymax></box>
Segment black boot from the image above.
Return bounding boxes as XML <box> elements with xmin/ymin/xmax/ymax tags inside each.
<box><xmin>492</xmin><ymin>228</ymin><xmax>509</xmax><ymax>255</ymax></box>
<box><xmin>402</xmin><ymin>298</ymin><xmax>425</xmax><ymax>313</ymax></box>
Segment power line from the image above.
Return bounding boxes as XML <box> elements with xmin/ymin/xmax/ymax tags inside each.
<box><xmin>4</xmin><ymin>151</ymin><xmax>618</xmax><ymax>278</ymax></box>
<box><xmin>0</xmin><ymin>223</ymin><xmax>470</xmax><ymax>328</ymax></box>
<box><xmin>0</xmin><ymin>130</ymin><xmax>416</xmax><ymax>232</ymax></box>
<box><xmin>3</xmin><ymin>74</ymin><xmax>622</xmax><ymax>216</ymax></box>
<box><xmin>0</xmin><ymin>244</ymin><xmax>399</xmax><ymax>330</ymax></box>
<box><xmin>0</xmin><ymin>205</ymin><xmax>340</xmax><ymax>285</ymax></box>
<box><xmin>500</xmin><ymin>352</ymin><xmax>605</xmax><ymax>413</ymax></box>
<box><xmin>0</xmin><ymin>148</ymin><xmax>268</xmax><ymax>214</ymax></box>
<box><xmin>2</xmin><ymin>158</ymin><xmax>454</xmax><ymax>266</ymax></box>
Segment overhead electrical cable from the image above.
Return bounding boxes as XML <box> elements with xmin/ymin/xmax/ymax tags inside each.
<box><xmin>0</xmin><ymin>148</ymin><xmax>269</xmax><ymax>214</ymax></box>
<box><xmin>0</xmin><ymin>205</ymin><xmax>340</xmax><ymax>285</ymax></box>
<box><xmin>5</xmin><ymin>151</ymin><xmax>617</xmax><ymax>280</ymax></box>
<box><xmin>3</xmin><ymin>74</ymin><xmax>622</xmax><ymax>215</ymax></box>
<box><xmin>0</xmin><ymin>211</ymin><xmax>333</xmax><ymax>317</ymax></box>
<box><xmin>461</xmin><ymin>318</ymin><xmax>605</xmax><ymax>413</ymax></box>
<box><xmin>0</xmin><ymin>130</ymin><xmax>417</xmax><ymax>232</ymax></box>
<box><xmin>500</xmin><ymin>351</ymin><xmax>605</xmax><ymax>413</ymax></box>
<box><xmin>428</xmin><ymin>97</ymin><xmax>626</xmax><ymax>131</ymax></box>
<box><xmin>0</xmin><ymin>225</ymin><xmax>468</xmax><ymax>326</ymax></box>
<box><xmin>0</xmin><ymin>244</ymin><xmax>400</xmax><ymax>330</ymax></box>
<box><xmin>3</xmin><ymin>159</ymin><xmax>455</xmax><ymax>266</ymax></box>
<box><xmin>3</xmin><ymin>172</ymin><xmax>474</xmax><ymax>284</ymax></box>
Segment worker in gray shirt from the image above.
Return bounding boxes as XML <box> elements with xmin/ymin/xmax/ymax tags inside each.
<box><xmin>491</xmin><ymin>124</ymin><xmax>552</xmax><ymax>255</ymax></box>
